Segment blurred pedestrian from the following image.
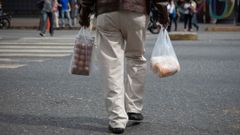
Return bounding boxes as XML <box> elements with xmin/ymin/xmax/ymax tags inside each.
<box><xmin>69</xmin><ymin>0</ymin><xmax>78</xmax><ymax>27</ymax></box>
<box><xmin>0</xmin><ymin>2</ymin><xmax>3</xmax><ymax>15</ymax></box>
<box><xmin>39</xmin><ymin>0</ymin><xmax>55</xmax><ymax>37</ymax></box>
<box><xmin>59</xmin><ymin>0</ymin><xmax>72</xmax><ymax>28</ymax></box>
<box><xmin>52</xmin><ymin>0</ymin><xmax>60</xmax><ymax>28</ymax></box>
<box><xmin>191</xmin><ymin>0</ymin><xmax>199</xmax><ymax>31</ymax></box>
<box><xmin>78</xmin><ymin>0</ymin><xmax>169</xmax><ymax>134</ymax></box>
<box><xmin>167</xmin><ymin>0</ymin><xmax>178</xmax><ymax>31</ymax></box>
<box><xmin>183</xmin><ymin>0</ymin><xmax>193</xmax><ymax>31</ymax></box>
<box><xmin>57</xmin><ymin>0</ymin><xmax>62</xmax><ymax>18</ymax></box>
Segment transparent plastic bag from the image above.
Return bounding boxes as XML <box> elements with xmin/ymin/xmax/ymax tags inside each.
<box><xmin>69</xmin><ymin>28</ymin><xmax>95</xmax><ymax>76</ymax></box>
<box><xmin>151</xmin><ymin>28</ymin><xmax>180</xmax><ymax>78</ymax></box>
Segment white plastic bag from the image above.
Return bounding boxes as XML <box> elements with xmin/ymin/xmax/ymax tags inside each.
<box><xmin>69</xmin><ymin>28</ymin><xmax>95</xmax><ymax>76</ymax></box>
<box><xmin>151</xmin><ymin>28</ymin><xmax>180</xmax><ymax>78</ymax></box>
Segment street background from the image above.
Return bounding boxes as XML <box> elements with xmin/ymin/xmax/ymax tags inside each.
<box><xmin>0</xmin><ymin>0</ymin><xmax>240</xmax><ymax>134</ymax></box>
<box><xmin>0</xmin><ymin>26</ymin><xmax>240</xmax><ymax>134</ymax></box>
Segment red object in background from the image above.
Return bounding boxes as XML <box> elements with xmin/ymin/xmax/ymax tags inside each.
<box><xmin>46</xmin><ymin>18</ymin><xmax>50</xmax><ymax>32</ymax></box>
<box><xmin>39</xmin><ymin>17</ymin><xmax>50</xmax><ymax>32</ymax></box>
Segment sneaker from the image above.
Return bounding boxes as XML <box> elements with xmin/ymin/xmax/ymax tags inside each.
<box><xmin>39</xmin><ymin>32</ymin><xmax>45</xmax><ymax>37</ymax></box>
<box><xmin>127</xmin><ymin>112</ymin><xmax>144</xmax><ymax>121</ymax></box>
<box><xmin>108</xmin><ymin>125</ymin><xmax>124</xmax><ymax>134</ymax></box>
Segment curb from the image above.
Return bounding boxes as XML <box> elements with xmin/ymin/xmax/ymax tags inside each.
<box><xmin>169</xmin><ymin>32</ymin><xmax>198</xmax><ymax>40</ymax></box>
<box><xmin>205</xmin><ymin>26</ymin><xmax>240</xmax><ymax>32</ymax></box>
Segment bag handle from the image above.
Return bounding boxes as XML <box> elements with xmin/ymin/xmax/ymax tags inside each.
<box><xmin>76</xmin><ymin>28</ymin><xmax>93</xmax><ymax>43</ymax></box>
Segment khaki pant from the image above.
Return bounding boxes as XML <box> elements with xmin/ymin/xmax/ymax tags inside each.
<box><xmin>96</xmin><ymin>11</ymin><xmax>147</xmax><ymax>128</ymax></box>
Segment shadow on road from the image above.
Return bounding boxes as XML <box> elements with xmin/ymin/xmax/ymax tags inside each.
<box><xmin>0</xmin><ymin>112</ymin><xmax>108</xmax><ymax>133</ymax></box>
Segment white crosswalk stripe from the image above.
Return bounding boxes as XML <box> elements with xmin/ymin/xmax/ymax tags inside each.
<box><xmin>0</xmin><ymin>45</ymin><xmax>73</xmax><ymax>49</ymax></box>
<box><xmin>0</xmin><ymin>64</ymin><xmax>26</xmax><ymax>69</ymax></box>
<box><xmin>0</xmin><ymin>49</ymin><xmax>72</xmax><ymax>53</ymax></box>
<box><xmin>0</xmin><ymin>42</ymin><xmax>73</xmax><ymax>45</ymax></box>
<box><xmin>0</xmin><ymin>42</ymin><xmax>73</xmax><ymax>69</ymax></box>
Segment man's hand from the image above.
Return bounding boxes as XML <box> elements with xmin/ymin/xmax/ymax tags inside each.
<box><xmin>79</xmin><ymin>15</ymin><xmax>90</xmax><ymax>27</ymax></box>
<box><xmin>154</xmin><ymin>0</ymin><xmax>169</xmax><ymax>27</ymax></box>
<box><xmin>155</xmin><ymin>4</ymin><xmax>169</xmax><ymax>28</ymax></box>
<box><xmin>79</xmin><ymin>7</ymin><xmax>91</xmax><ymax>27</ymax></box>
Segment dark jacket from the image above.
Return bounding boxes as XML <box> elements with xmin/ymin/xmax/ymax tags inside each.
<box><xmin>79</xmin><ymin>0</ymin><xmax>168</xmax><ymax>27</ymax></box>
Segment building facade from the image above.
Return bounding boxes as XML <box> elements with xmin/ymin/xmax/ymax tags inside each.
<box><xmin>2</xmin><ymin>0</ymin><xmax>40</xmax><ymax>17</ymax></box>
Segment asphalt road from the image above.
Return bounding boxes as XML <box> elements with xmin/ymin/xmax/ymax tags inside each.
<box><xmin>0</xmin><ymin>30</ymin><xmax>240</xmax><ymax>135</ymax></box>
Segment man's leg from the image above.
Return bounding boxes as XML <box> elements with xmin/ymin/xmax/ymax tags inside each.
<box><xmin>192</xmin><ymin>14</ymin><xmax>199</xmax><ymax>31</ymax></box>
<box><xmin>40</xmin><ymin>12</ymin><xmax>47</xmax><ymax>36</ymax></box>
<box><xmin>66</xmin><ymin>11</ymin><xmax>72</xmax><ymax>27</ymax></box>
<box><xmin>54</xmin><ymin>12</ymin><xmax>59</xmax><ymax>28</ymax></box>
<box><xmin>121</xmin><ymin>11</ymin><xmax>147</xmax><ymax>115</ymax></box>
<box><xmin>70</xmin><ymin>9</ymin><xmax>76</xmax><ymax>26</ymax></box>
<box><xmin>48</xmin><ymin>12</ymin><xmax>54</xmax><ymax>36</ymax></box>
<box><xmin>96</xmin><ymin>12</ymin><xmax>128</xmax><ymax>129</ymax></box>
<box><xmin>184</xmin><ymin>14</ymin><xmax>188</xmax><ymax>30</ymax></box>
<box><xmin>60</xmin><ymin>11</ymin><xmax>65</xmax><ymax>28</ymax></box>
<box><xmin>174</xmin><ymin>17</ymin><xmax>178</xmax><ymax>31</ymax></box>
<box><xmin>188</xmin><ymin>14</ymin><xmax>193</xmax><ymax>31</ymax></box>
<box><xmin>167</xmin><ymin>14</ymin><xmax>173</xmax><ymax>32</ymax></box>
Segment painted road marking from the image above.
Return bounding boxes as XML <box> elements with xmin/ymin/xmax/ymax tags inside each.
<box><xmin>0</xmin><ymin>64</ymin><xmax>25</xmax><ymax>69</ymax></box>
<box><xmin>0</xmin><ymin>43</ymin><xmax>73</xmax><ymax>69</ymax></box>
<box><xmin>0</xmin><ymin>42</ymin><xmax>73</xmax><ymax>45</ymax></box>
<box><xmin>22</xmin><ymin>37</ymin><xmax>75</xmax><ymax>40</ymax></box>
<box><xmin>0</xmin><ymin>49</ymin><xmax>72</xmax><ymax>53</ymax></box>
<box><xmin>0</xmin><ymin>53</ymin><xmax>70</xmax><ymax>57</ymax></box>
<box><xmin>224</xmin><ymin>108</ymin><xmax>240</xmax><ymax>115</ymax></box>
<box><xmin>0</xmin><ymin>58</ymin><xmax>46</xmax><ymax>62</ymax></box>
<box><xmin>0</xmin><ymin>45</ymin><xmax>73</xmax><ymax>49</ymax></box>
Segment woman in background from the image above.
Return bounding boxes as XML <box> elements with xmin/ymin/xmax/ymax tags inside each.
<box><xmin>191</xmin><ymin>0</ymin><xmax>199</xmax><ymax>31</ymax></box>
<box><xmin>52</xmin><ymin>0</ymin><xmax>60</xmax><ymax>28</ymax></box>
<box><xmin>167</xmin><ymin>0</ymin><xmax>178</xmax><ymax>32</ymax></box>
<box><xmin>183</xmin><ymin>0</ymin><xmax>193</xmax><ymax>31</ymax></box>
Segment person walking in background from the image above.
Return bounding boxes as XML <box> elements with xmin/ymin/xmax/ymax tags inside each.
<box><xmin>52</xmin><ymin>0</ymin><xmax>60</xmax><ymax>28</ymax></box>
<box><xmin>40</xmin><ymin>0</ymin><xmax>55</xmax><ymax>37</ymax></box>
<box><xmin>0</xmin><ymin>2</ymin><xmax>3</xmax><ymax>15</ymax></box>
<box><xmin>57</xmin><ymin>0</ymin><xmax>62</xmax><ymax>24</ymax></box>
<box><xmin>183</xmin><ymin>0</ymin><xmax>193</xmax><ymax>32</ymax></box>
<box><xmin>69</xmin><ymin>0</ymin><xmax>78</xmax><ymax>27</ymax></box>
<box><xmin>78</xmin><ymin>0</ymin><xmax>169</xmax><ymax>134</ymax></box>
<box><xmin>60</xmin><ymin>0</ymin><xmax>72</xmax><ymax>28</ymax></box>
<box><xmin>191</xmin><ymin>0</ymin><xmax>199</xmax><ymax>31</ymax></box>
<box><xmin>167</xmin><ymin>0</ymin><xmax>178</xmax><ymax>32</ymax></box>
